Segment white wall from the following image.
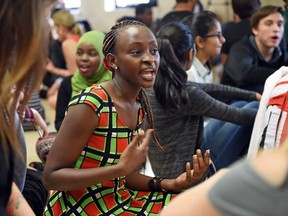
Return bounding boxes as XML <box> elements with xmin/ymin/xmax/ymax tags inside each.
<box><xmin>75</xmin><ymin>0</ymin><xmax>284</xmax><ymax>33</ymax></box>
<box><xmin>76</xmin><ymin>0</ymin><xmax>174</xmax><ymax>32</ymax></box>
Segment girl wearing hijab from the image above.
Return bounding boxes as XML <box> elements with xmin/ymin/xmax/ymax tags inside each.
<box><xmin>55</xmin><ymin>31</ymin><xmax>112</xmax><ymax>131</ymax></box>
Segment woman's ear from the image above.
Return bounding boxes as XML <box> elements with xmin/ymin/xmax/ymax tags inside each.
<box><xmin>184</xmin><ymin>48</ymin><xmax>194</xmax><ymax>70</ymax></box>
<box><xmin>188</xmin><ymin>48</ymin><xmax>194</xmax><ymax>61</ymax></box>
<box><xmin>106</xmin><ymin>53</ymin><xmax>117</xmax><ymax>70</ymax></box>
<box><xmin>195</xmin><ymin>35</ymin><xmax>205</xmax><ymax>49</ymax></box>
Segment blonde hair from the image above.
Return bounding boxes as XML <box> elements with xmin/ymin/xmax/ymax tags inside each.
<box><xmin>52</xmin><ymin>9</ymin><xmax>82</xmax><ymax>36</ymax></box>
<box><xmin>0</xmin><ymin>0</ymin><xmax>48</xmax><ymax>157</ymax></box>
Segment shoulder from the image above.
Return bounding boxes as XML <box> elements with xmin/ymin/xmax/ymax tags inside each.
<box><xmin>62</xmin><ymin>38</ymin><xmax>77</xmax><ymax>49</ymax></box>
<box><xmin>69</xmin><ymin>84</ymin><xmax>109</xmax><ymax>112</ymax></box>
<box><xmin>229</xmin><ymin>36</ymin><xmax>254</xmax><ymax>55</ymax></box>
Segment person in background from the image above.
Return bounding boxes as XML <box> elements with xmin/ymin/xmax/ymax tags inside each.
<box><xmin>182</xmin><ymin>11</ymin><xmax>259</xmax><ymax>167</ymax></box>
<box><xmin>283</xmin><ymin>0</ymin><xmax>288</xmax><ymax>43</ymax></box>
<box><xmin>182</xmin><ymin>11</ymin><xmax>225</xmax><ymax>84</ymax></box>
<box><xmin>22</xmin><ymin>0</ymin><xmax>58</xmax><ymax>131</ymax></box>
<box><xmin>157</xmin><ymin>0</ymin><xmax>199</xmax><ymax>31</ymax></box>
<box><xmin>146</xmin><ymin>21</ymin><xmax>260</xmax><ymax>180</ymax></box>
<box><xmin>55</xmin><ymin>31</ymin><xmax>112</xmax><ymax>131</ymax></box>
<box><xmin>135</xmin><ymin>3</ymin><xmax>153</xmax><ymax>28</ymax></box>
<box><xmin>0</xmin><ymin>0</ymin><xmax>48</xmax><ymax>215</ymax></box>
<box><xmin>46</xmin><ymin>9</ymin><xmax>83</xmax><ymax>108</ymax></box>
<box><xmin>222</xmin><ymin>5</ymin><xmax>287</xmax><ymax>93</ymax></box>
<box><xmin>248</xmin><ymin>66</ymin><xmax>288</xmax><ymax>158</ymax></box>
<box><xmin>160</xmin><ymin>136</ymin><xmax>288</xmax><ymax>216</ymax></box>
<box><xmin>221</xmin><ymin>0</ymin><xmax>261</xmax><ymax>65</ymax></box>
<box><xmin>42</xmin><ymin>20</ymin><xmax>210</xmax><ymax>215</ymax></box>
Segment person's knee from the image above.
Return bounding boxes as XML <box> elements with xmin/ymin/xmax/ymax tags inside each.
<box><xmin>230</xmin><ymin>100</ymin><xmax>247</xmax><ymax>108</ymax></box>
<box><xmin>244</xmin><ymin>101</ymin><xmax>259</xmax><ymax>109</ymax></box>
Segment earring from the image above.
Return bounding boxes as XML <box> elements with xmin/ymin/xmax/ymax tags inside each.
<box><xmin>114</xmin><ymin>66</ymin><xmax>118</xmax><ymax>70</ymax></box>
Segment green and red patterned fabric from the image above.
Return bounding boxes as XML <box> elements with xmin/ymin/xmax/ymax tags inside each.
<box><xmin>44</xmin><ymin>84</ymin><xmax>174</xmax><ymax>215</ymax></box>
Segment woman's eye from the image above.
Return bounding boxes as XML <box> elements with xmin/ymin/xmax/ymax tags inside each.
<box><xmin>151</xmin><ymin>48</ymin><xmax>158</xmax><ymax>55</ymax></box>
<box><xmin>131</xmin><ymin>50</ymin><xmax>141</xmax><ymax>55</ymax></box>
<box><xmin>89</xmin><ymin>52</ymin><xmax>97</xmax><ymax>57</ymax></box>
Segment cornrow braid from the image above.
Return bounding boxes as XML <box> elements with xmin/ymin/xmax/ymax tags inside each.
<box><xmin>102</xmin><ymin>20</ymin><xmax>163</xmax><ymax>151</ymax></box>
<box><xmin>140</xmin><ymin>89</ymin><xmax>164</xmax><ymax>152</ymax></box>
<box><xmin>102</xmin><ymin>20</ymin><xmax>145</xmax><ymax>56</ymax></box>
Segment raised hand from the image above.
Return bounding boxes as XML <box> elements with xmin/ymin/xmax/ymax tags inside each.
<box><xmin>117</xmin><ymin>129</ymin><xmax>153</xmax><ymax>176</ymax></box>
<box><xmin>161</xmin><ymin>149</ymin><xmax>211</xmax><ymax>191</ymax></box>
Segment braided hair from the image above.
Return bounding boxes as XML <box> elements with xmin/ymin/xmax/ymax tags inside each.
<box><xmin>102</xmin><ymin>20</ymin><xmax>163</xmax><ymax>151</ymax></box>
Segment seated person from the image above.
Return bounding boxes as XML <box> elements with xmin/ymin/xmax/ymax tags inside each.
<box><xmin>135</xmin><ymin>3</ymin><xmax>153</xmax><ymax>29</ymax></box>
<box><xmin>248</xmin><ymin>66</ymin><xmax>288</xmax><ymax>158</ymax></box>
<box><xmin>183</xmin><ymin>11</ymin><xmax>225</xmax><ymax>84</ymax></box>
<box><xmin>45</xmin><ymin>9</ymin><xmax>83</xmax><ymax>109</ymax></box>
<box><xmin>42</xmin><ymin>20</ymin><xmax>210</xmax><ymax>215</ymax></box>
<box><xmin>55</xmin><ymin>31</ymin><xmax>112</xmax><ymax>131</ymax></box>
<box><xmin>221</xmin><ymin>0</ymin><xmax>261</xmax><ymax>65</ymax></box>
<box><xmin>157</xmin><ymin>0</ymin><xmax>199</xmax><ymax>31</ymax></box>
<box><xmin>160</xmin><ymin>137</ymin><xmax>288</xmax><ymax>216</ymax></box>
<box><xmin>147</xmin><ymin>22</ymin><xmax>260</xmax><ymax>180</ymax></box>
<box><xmin>221</xmin><ymin>5</ymin><xmax>288</xmax><ymax>93</ymax></box>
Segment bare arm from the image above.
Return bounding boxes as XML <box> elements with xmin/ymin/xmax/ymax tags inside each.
<box><xmin>42</xmin><ymin>104</ymin><xmax>125</xmax><ymax>190</ymax></box>
<box><xmin>7</xmin><ymin>182</ymin><xmax>35</xmax><ymax>216</ymax></box>
<box><xmin>160</xmin><ymin>169</ymin><xmax>227</xmax><ymax>216</ymax></box>
<box><xmin>46</xmin><ymin>59</ymin><xmax>71</xmax><ymax>77</ymax></box>
<box><xmin>125</xmin><ymin>149</ymin><xmax>211</xmax><ymax>192</ymax></box>
<box><xmin>161</xmin><ymin>146</ymin><xmax>288</xmax><ymax>216</ymax></box>
<box><xmin>42</xmin><ymin>104</ymin><xmax>155</xmax><ymax>191</ymax></box>
<box><xmin>62</xmin><ymin>39</ymin><xmax>77</xmax><ymax>74</ymax></box>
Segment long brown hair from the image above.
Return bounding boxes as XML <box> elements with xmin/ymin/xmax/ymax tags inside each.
<box><xmin>0</xmin><ymin>0</ymin><xmax>48</xmax><ymax>157</ymax></box>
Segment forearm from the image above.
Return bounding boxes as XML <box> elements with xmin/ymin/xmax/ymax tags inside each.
<box><xmin>42</xmin><ymin>164</ymin><xmax>126</xmax><ymax>191</ymax></box>
<box><xmin>7</xmin><ymin>182</ymin><xmax>35</xmax><ymax>216</ymax></box>
<box><xmin>197</xmin><ymin>83</ymin><xmax>257</xmax><ymax>102</ymax></box>
<box><xmin>125</xmin><ymin>173</ymin><xmax>178</xmax><ymax>192</ymax></box>
<box><xmin>125</xmin><ymin>172</ymin><xmax>151</xmax><ymax>191</ymax></box>
<box><xmin>50</xmin><ymin>67</ymin><xmax>71</xmax><ymax>77</ymax></box>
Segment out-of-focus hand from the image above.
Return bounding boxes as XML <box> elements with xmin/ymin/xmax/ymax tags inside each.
<box><xmin>256</xmin><ymin>93</ymin><xmax>262</xmax><ymax>101</ymax></box>
<box><xmin>31</xmin><ymin>108</ymin><xmax>48</xmax><ymax>139</ymax></box>
<box><xmin>46</xmin><ymin>58</ymin><xmax>56</xmax><ymax>74</ymax></box>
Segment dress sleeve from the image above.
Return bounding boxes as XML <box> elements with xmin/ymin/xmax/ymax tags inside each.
<box><xmin>68</xmin><ymin>85</ymin><xmax>105</xmax><ymax>117</ymax></box>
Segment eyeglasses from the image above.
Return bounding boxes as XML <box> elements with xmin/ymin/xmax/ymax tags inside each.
<box><xmin>204</xmin><ymin>32</ymin><xmax>223</xmax><ymax>40</ymax></box>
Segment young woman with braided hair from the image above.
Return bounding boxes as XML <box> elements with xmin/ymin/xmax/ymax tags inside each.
<box><xmin>42</xmin><ymin>20</ymin><xmax>210</xmax><ymax>215</ymax></box>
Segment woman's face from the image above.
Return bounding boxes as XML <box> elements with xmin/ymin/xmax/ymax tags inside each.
<box><xmin>76</xmin><ymin>42</ymin><xmax>100</xmax><ymax>78</ymax></box>
<box><xmin>201</xmin><ymin>21</ymin><xmax>225</xmax><ymax>59</ymax></box>
<box><xmin>54</xmin><ymin>24</ymin><xmax>66</xmax><ymax>42</ymax></box>
<box><xmin>111</xmin><ymin>26</ymin><xmax>160</xmax><ymax>89</ymax></box>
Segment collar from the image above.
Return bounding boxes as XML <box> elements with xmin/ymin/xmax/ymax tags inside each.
<box><xmin>193</xmin><ymin>57</ymin><xmax>211</xmax><ymax>78</ymax></box>
<box><xmin>249</xmin><ymin>35</ymin><xmax>282</xmax><ymax>63</ymax></box>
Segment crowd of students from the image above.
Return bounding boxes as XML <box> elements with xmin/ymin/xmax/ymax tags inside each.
<box><xmin>2</xmin><ymin>0</ymin><xmax>288</xmax><ymax>215</ymax></box>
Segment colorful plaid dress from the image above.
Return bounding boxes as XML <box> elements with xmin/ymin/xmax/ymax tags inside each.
<box><xmin>44</xmin><ymin>84</ymin><xmax>173</xmax><ymax>216</ymax></box>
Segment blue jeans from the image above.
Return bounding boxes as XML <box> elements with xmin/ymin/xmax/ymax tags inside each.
<box><xmin>202</xmin><ymin>100</ymin><xmax>259</xmax><ymax>170</ymax></box>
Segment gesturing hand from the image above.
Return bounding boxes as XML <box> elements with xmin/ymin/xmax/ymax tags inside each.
<box><xmin>173</xmin><ymin>149</ymin><xmax>210</xmax><ymax>190</ymax></box>
<box><xmin>118</xmin><ymin>129</ymin><xmax>153</xmax><ymax>176</ymax></box>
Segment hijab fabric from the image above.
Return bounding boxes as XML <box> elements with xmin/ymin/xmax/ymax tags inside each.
<box><xmin>71</xmin><ymin>31</ymin><xmax>111</xmax><ymax>97</ymax></box>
